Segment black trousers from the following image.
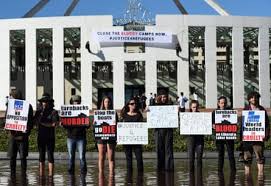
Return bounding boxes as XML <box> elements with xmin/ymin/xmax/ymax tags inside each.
<box><xmin>123</xmin><ymin>145</ymin><xmax>143</xmax><ymax>172</ymax></box>
<box><xmin>8</xmin><ymin>136</ymin><xmax>28</xmax><ymax>173</ymax></box>
<box><xmin>155</xmin><ymin>128</ymin><xmax>174</xmax><ymax>171</ymax></box>
<box><xmin>216</xmin><ymin>140</ymin><xmax>236</xmax><ymax>172</ymax></box>
<box><xmin>187</xmin><ymin>136</ymin><xmax>204</xmax><ymax>186</ymax></box>
<box><xmin>38</xmin><ymin>137</ymin><xmax>55</xmax><ymax>163</ymax></box>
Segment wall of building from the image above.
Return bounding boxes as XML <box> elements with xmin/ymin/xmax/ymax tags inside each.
<box><xmin>0</xmin><ymin>15</ymin><xmax>270</xmax><ymax>110</ymax></box>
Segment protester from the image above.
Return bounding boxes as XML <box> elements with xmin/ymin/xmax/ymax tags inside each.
<box><xmin>212</xmin><ymin>96</ymin><xmax>236</xmax><ymax>173</ymax></box>
<box><xmin>34</xmin><ymin>93</ymin><xmax>59</xmax><ymax>177</ymax></box>
<box><xmin>63</xmin><ymin>95</ymin><xmax>88</xmax><ymax>175</ymax></box>
<box><xmin>178</xmin><ymin>92</ymin><xmax>188</xmax><ymax>112</ymax></box>
<box><xmin>241</xmin><ymin>91</ymin><xmax>270</xmax><ymax>179</ymax></box>
<box><xmin>120</xmin><ymin>97</ymin><xmax>144</xmax><ymax>173</ymax></box>
<box><xmin>95</xmin><ymin>96</ymin><xmax>117</xmax><ymax>175</ymax></box>
<box><xmin>154</xmin><ymin>90</ymin><xmax>174</xmax><ymax>171</ymax></box>
<box><xmin>6</xmin><ymin>89</ymin><xmax>33</xmax><ymax>176</ymax></box>
<box><xmin>187</xmin><ymin>100</ymin><xmax>204</xmax><ymax>175</ymax></box>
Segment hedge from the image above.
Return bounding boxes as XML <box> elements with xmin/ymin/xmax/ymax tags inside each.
<box><xmin>0</xmin><ymin>117</ymin><xmax>270</xmax><ymax>152</ymax></box>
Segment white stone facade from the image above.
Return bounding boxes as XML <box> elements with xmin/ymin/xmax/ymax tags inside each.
<box><xmin>0</xmin><ymin>15</ymin><xmax>270</xmax><ymax>110</ymax></box>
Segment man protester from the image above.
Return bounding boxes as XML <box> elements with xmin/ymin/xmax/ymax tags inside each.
<box><xmin>242</xmin><ymin>91</ymin><xmax>270</xmax><ymax>179</ymax></box>
<box><xmin>63</xmin><ymin>95</ymin><xmax>89</xmax><ymax>175</ymax></box>
<box><xmin>178</xmin><ymin>92</ymin><xmax>188</xmax><ymax>112</ymax></box>
<box><xmin>5</xmin><ymin>89</ymin><xmax>33</xmax><ymax>176</ymax></box>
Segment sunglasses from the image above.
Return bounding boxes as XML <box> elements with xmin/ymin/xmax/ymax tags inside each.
<box><xmin>129</xmin><ymin>102</ymin><xmax>136</xmax><ymax>105</ymax></box>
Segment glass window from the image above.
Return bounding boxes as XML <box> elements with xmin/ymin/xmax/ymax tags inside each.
<box><xmin>10</xmin><ymin>30</ymin><xmax>25</xmax><ymax>98</ymax></box>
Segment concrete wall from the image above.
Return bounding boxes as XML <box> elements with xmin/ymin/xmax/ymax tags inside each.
<box><xmin>0</xmin><ymin>15</ymin><xmax>270</xmax><ymax>110</ymax></box>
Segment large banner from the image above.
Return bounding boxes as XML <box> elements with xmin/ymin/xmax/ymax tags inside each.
<box><xmin>215</xmin><ymin>110</ymin><xmax>238</xmax><ymax>140</ymax></box>
<box><xmin>117</xmin><ymin>122</ymin><xmax>148</xmax><ymax>145</ymax></box>
<box><xmin>94</xmin><ymin>110</ymin><xmax>116</xmax><ymax>140</ymax></box>
<box><xmin>180</xmin><ymin>112</ymin><xmax>212</xmax><ymax>135</ymax></box>
<box><xmin>92</xmin><ymin>31</ymin><xmax>172</xmax><ymax>43</ymax></box>
<box><xmin>5</xmin><ymin>99</ymin><xmax>29</xmax><ymax>132</ymax></box>
<box><xmin>147</xmin><ymin>106</ymin><xmax>179</xmax><ymax>128</ymax></box>
<box><xmin>60</xmin><ymin>105</ymin><xmax>90</xmax><ymax>126</ymax></box>
<box><xmin>242</xmin><ymin>111</ymin><xmax>265</xmax><ymax>141</ymax></box>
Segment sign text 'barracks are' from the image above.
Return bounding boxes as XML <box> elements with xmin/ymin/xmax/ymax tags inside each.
<box><xmin>215</xmin><ymin>110</ymin><xmax>238</xmax><ymax>140</ymax></box>
<box><xmin>60</xmin><ymin>105</ymin><xmax>90</xmax><ymax>126</ymax></box>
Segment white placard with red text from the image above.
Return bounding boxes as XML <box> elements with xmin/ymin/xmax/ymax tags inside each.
<box><xmin>5</xmin><ymin>99</ymin><xmax>29</xmax><ymax>132</ymax></box>
<box><xmin>242</xmin><ymin>111</ymin><xmax>265</xmax><ymax>142</ymax></box>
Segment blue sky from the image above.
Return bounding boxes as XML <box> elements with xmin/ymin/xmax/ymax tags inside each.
<box><xmin>0</xmin><ymin>0</ymin><xmax>270</xmax><ymax>19</ymax></box>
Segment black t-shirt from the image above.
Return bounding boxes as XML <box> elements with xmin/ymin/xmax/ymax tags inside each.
<box><xmin>64</xmin><ymin>126</ymin><xmax>89</xmax><ymax>139</ymax></box>
<box><xmin>122</xmin><ymin>112</ymin><xmax>143</xmax><ymax>122</ymax></box>
<box><xmin>35</xmin><ymin>108</ymin><xmax>59</xmax><ymax>139</ymax></box>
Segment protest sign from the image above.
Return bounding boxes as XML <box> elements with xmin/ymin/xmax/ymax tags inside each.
<box><xmin>215</xmin><ymin>110</ymin><xmax>238</xmax><ymax>140</ymax></box>
<box><xmin>5</xmin><ymin>99</ymin><xmax>29</xmax><ymax>132</ymax></box>
<box><xmin>94</xmin><ymin>110</ymin><xmax>116</xmax><ymax>140</ymax></box>
<box><xmin>180</xmin><ymin>112</ymin><xmax>212</xmax><ymax>135</ymax></box>
<box><xmin>92</xmin><ymin>31</ymin><xmax>172</xmax><ymax>43</ymax></box>
<box><xmin>147</xmin><ymin>106</ymin><xmax>179</xmax><ymax>128</ymax></box>
<box><xmin>60</xmin><ymin>105</ymin><xmax>90</xmax><ymax>126</ymax></box>
<box><xmin>117</xmin><ymin>122</ymin><xmax>148</xmax><ymax>145</ymax></box>
<box><xmin>242</xmin><ymin>111</ymin><xmax>265</xmax><ymax>142</ymax></box>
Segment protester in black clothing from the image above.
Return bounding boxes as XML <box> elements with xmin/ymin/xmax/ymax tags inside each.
<box><xmin>34</xmin><ymin>93</ymin><xmax>59</xmax><ymax>177</ymax></box>
<box><xmin>120</xmin><ymin>97</ymin><xmax>144</xmax><ymax>173</ymax></box>
<box><xmin>63</xmin><ymin>95</ymin><xmax>89</xmax><ymax>175</ymax></box>
<box><xmin>6</xmin><ymin>89</ymin><xmax>33</xmax><ymax>176</ymax></box>
<box><xmin>154</xmin><ymin>90</ymin><xmax>174</xmax><ymax>171</ymax></box>
<box><xmin>212</xmin><ymin>96</ymin><xmax>236</xmax><ymax>173</ymax></box>
<box><xmin>242</xmin><ymin>92</ymin><xmax>270</xmax><ymax>179</ymax></box>
<box><xmin>187</xmin><ymin>100</ymin><xmax>203</xmax><ymax>185</ymax></box>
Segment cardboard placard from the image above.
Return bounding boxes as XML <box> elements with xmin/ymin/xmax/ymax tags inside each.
<box><xmin>180</xmin><ymin>112</ymin><xmax>212</xmax><ymax>135</ymax></box>
<box><xmin>215</xmin><ymin>110</ymin><xmax>238</xmax><ymax>140</ymax></box>
<box><xmin>117</xmin><ymin>122</ymin><xmax>148</xmax><ymax>145</ymax></box>
<box><xmin>242</xmin><ymin>111</ymin><xmax>265</xmax><ymax>141</ymax></box>
<box><xmin>147</xmin><ymin>106</ymin><xmax>179</xmax><ymax>128</ymax></box>
<box><xmin>5</xmin><ymin>99</ymin><xmax>29</xmax><ymax>132</ymax></box>
<box><xmin>60</xmin><ymin>105</ymin><xmax>90</xmax><ymax>126</ymax></box>
<box><xmin>94</xmin><ymin>110</ymin><xmax>116</xmax><ymax>140</ymax></box>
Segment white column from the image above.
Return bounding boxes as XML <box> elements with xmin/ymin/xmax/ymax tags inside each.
<box><xmin>177</xmin><ymin>27</ymin><xmax>189</xmax><ymax>106</ymax></box>
<box><xmin>25</xmin><ymin>28</ymin><xmax>37</xmax><ymax>110</ymax></box>
<box><xmin>0</xmin><ymin>28</ymin><xmax>10</xmax><ymax>110</ymax></box>
<box><xmin>232</xmin><ymin>27</ymin><xmax>244</xmax><ymax>108</ymax></box>
<box><xmin>81</xmin><ymin>26</ymin><xmax>92</xmax><ymax>108</ymax></box>
<box><xmin>53</xmin><ymin>27</ymin><xmax>64</xmax><ymax>110</ymax></box>
<box><xmin>113</xmin><ymin>60</ymin><xmax>125</xmax><ymax>109</ymax></box>
<box><xmin>145</xmin><ymin>58</ymin><xmax>157</xmax><ymax>101</ymax></box>
<box><xmin>258</xmin><ymin>26</ymin><xmax>270</xmax><ymax>107</ymax></box>
<box><xmin>205</xmin><ymin>26</ymin><xmax>217</xmax><ymax>108</ymax></box>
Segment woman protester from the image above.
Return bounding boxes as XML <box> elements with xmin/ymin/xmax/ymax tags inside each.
<box><xmin>34</xmin><ymin>93</ymin><xmax>59</xmax><ymax>177</ymax></box>
<box><xmin>212</xmin><ymin>96</ymin><xmax>236</xmax><ymax>173</ymax></box>
<box><xmin>63</xmin><ymin>95</ymin><xmax>88</xmax><ymax>175</ymax></box>
<box><xmin>187</xmin><ymin>100</ymin><xmax>204</xmax><ymax>185</ymax></box>
<box><xmin>120</xmin><ymin>97</ymin><xmax>144</xmax><ymax>173</ymax></box>
<box><xmin>95</xmin><ymin>96</ymin><xmax>117</xmax><ymax>175</ymax></box>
